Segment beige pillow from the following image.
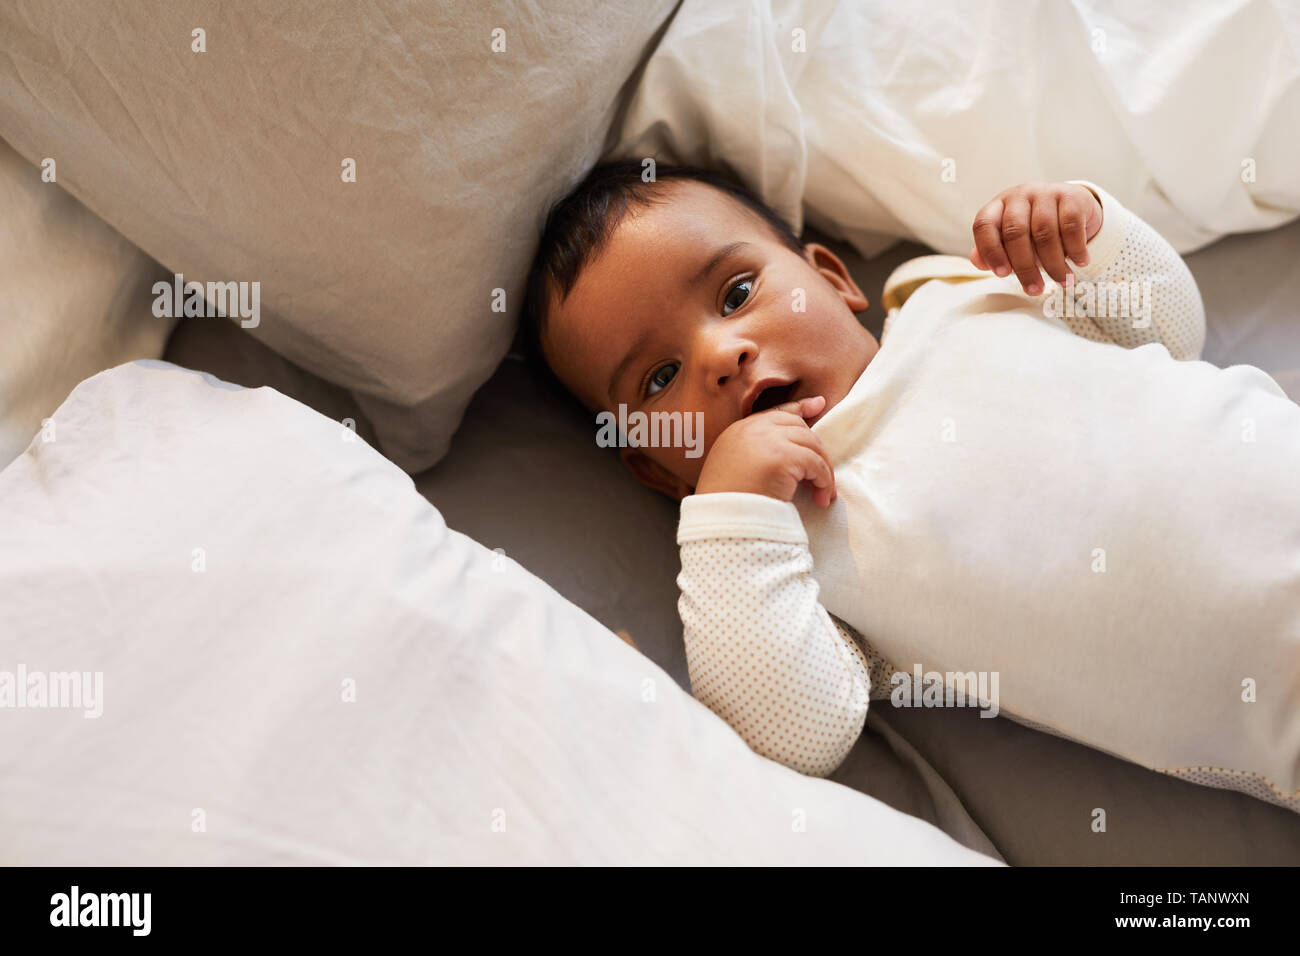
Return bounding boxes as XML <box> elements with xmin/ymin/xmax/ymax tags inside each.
<box><xmin>0</xmin><ymin>137</ymin><xmax>175</xmax><ymax>468</ymax></box>
<box><xmin>0</xmin><ymin>0</ymin><xmax>678</xmax><ymax>471</ymax></box>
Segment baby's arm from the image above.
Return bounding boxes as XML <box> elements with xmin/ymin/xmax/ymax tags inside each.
<box><xmin>678</xmin><ymin>494</ymin><xmax>872</xmax><ymax>777</ymax></box>
<box><xmin>676</xmin><ymin>396</ymin><xmax>870</xmax><ymax>777</ymax></box>
<box><xmin>970</xmin><ymin>181</ymin><xmax>1207</xmax><ymax>360</ymax></box>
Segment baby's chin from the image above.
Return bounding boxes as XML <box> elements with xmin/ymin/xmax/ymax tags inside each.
<box><xmin>795</xmin><ymin>377</ymin><xmax>850</xmax><ymax>427</ymax></box>
<box><xmin>807</xmin><ymin>338</ymin><xmax>879</xmax><ymax>425</ymax></box>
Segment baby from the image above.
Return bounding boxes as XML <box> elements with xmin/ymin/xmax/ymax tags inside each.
<box><xmin>522</xmin><ymin>160</ymin><xmax>1300</xmax><ymax>812</ymax></box>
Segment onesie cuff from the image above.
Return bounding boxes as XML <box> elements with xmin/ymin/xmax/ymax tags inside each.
<box><xmin>677</xmin><ymin>492</ymin><xmax>808</xmax><ymax>546</ymax></box>
<box><xmin>1066</xmin><ymin>180</ymin><xmax>1127</xmax><ymax>276</ymax></box>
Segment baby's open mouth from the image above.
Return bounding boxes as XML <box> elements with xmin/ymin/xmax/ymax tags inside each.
<box><xmin>747</xmin><ymin>380</ymin><xmax>800</xmax><ymax>416</ymax></box>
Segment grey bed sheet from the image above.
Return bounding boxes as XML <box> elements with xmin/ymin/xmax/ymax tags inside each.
<box><xmin>163</xmin><ymin>217</ymin><xmax>1300</xmax><ymax>866</ymax></box>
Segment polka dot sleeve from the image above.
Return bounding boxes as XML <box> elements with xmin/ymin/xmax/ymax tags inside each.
<box><xmin>676</xmin><ymin>492</ymin><xmax>872</xmax><ymax>777</ymax></box>
<box><xmin>1060</xmin><ymin>180</ymin><xmax>1207</xmax><ymax>361</ymax></box>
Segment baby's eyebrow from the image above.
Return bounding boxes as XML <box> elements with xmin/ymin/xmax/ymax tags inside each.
<box><xmin>606</xmin><ymin>240</ymin><xmax>752</xmax><ymax>402</ymax></box>
<box><xmin>607</xmin><ymin>327</ymin><xmax>654</xmax><ymax>402</ymax></box>
<box><xmin>689</xmin><ymin>240</ymin><xmax>750</xmax><ymax>287</ymax></box>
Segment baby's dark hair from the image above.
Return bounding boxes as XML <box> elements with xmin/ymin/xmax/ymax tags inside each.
<box><xmin>520</xmin><ymin>159</ymin><xmax>804</xmax><ymax>403</ymax></box>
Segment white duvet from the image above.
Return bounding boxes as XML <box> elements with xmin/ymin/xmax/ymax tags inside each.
<box><xmin>0</xmin><ymin>362</ymin><xmax>995</xmax><ymax>866</ymax></box>
<box><xmin>613</xmin><ymin>0</ymin><xmax>1300</xmax><ymax>258</ymax></box>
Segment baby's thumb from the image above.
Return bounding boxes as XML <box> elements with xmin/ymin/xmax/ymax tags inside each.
<box><xmin>774</xmin><ymin>395</ymin><xmax>826</xmax><ymax>421</ymax></box>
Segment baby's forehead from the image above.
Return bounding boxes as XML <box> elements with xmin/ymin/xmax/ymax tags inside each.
<box><xmin>582</xmin><ymin>182</ymin><xmax>770</xmax><ymax>286</ymax></box>
<box><xmin>634</xmin><ymin>179</ymin><xmax>767</xmax><ymax>242</ymax></box>
<box><xmin>561</xmin><ymin>192</ymin><xmax>760</xmax><ymax>325</ymax></box>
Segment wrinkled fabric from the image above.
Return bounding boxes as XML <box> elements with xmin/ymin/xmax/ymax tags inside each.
<box><xmin>0</xmin><ymin>361</ymin><xmax>999</xmax><ymax>866</ymax></box>
<box><xmin>0</xmin><ymin>0</ymin><xmax>680</xmax><ymax>471</ymax></box>
<box><xmin>612</xmin><ymin>0</ymin><xmax>1300</xmax><ymax>258</ymax></box>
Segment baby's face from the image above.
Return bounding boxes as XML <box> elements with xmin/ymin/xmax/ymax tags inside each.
<box><xmin>543</xmin><ymin>180</ymin><xmax>878</xmax><ymax>498</ymax></box>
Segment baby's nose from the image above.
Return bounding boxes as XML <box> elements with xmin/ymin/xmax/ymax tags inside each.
<box><xmin>714</xmin><ymin>348</ymin><xmax>751</xmax><ymax>386</ymax></box>
<box><xmin>700</xmin><ymin>323</ymin><xmax>756</xmax><ymax>383</ymax></box>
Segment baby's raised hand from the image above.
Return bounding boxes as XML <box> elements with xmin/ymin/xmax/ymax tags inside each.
<box><xmin>969</xmin><ymin>182</ymin><xmax>1103</xmax><ymax>295</ymax></box>
<box><xmin>695</xmin><ymin>396</ymin><xmax>837</xmax><ymax>507</ymax></box>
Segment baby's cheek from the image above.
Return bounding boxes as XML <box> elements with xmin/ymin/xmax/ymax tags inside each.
<box><xmin>696</xmin><ymin>420</ymin><xmax>732</xmax><ymax>467</ymax></box>
<box><xmin>676</xmin><ymin>429</ymin><xmax>710</xmax><ymax>477</ymax></box>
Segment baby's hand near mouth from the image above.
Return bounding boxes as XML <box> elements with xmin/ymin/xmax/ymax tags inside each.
<box><xmin>968</xmin><ymin>182</ymin><xmax>1103</xmax><ymax>295</ymax></box>
<box><xmin>695</xmin><ymin>396</ymin><xmax>837</xmax><ymax>507</ymax></box>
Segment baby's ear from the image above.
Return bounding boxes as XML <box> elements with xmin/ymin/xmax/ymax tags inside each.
<box><xmin>620</xmin><ymin>448</ymin><xmax>693</xmax><ymax>501</ymax></box>
<box><xmin>803</xmin><ymin>242</ymin><xmax>869</xmax><ymax>312</ymax></box>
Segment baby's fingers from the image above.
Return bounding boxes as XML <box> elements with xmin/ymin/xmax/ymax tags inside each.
<box><xmin>783</xmin><ymin>427</ymin><xmax>837</xmax><ymax>506</ymax></box>
<box><xmin>770</xmin><ymin>394</ymin><xmax>826</xmax><ymax>422</ymax></box>
<box><xmin>1058</xmin><ymin>191</ymin><xmax>1090</xmax><ymax>268</ymax></box>
<box><xmin>795</xmin><ymin>445</ymin><xmax>837</xmax><ymax>508</ymax></box>
<box><xmin>1001</xmin><ymin>196</ymin><xmax>1042</xmax><ymax>295</ymax></box>
<box><xmin>1031</xmin><ymin>197</ymin><xmax>1070</xmax><ymax>285</ymax></box>
<box><xmin>971</xmin><ymin>198</ymin><xmax>1010</xmax><ymax>277</ymax></box>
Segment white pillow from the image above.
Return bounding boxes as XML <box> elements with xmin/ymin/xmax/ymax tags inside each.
<box><xmin>611</xmin><ymin>0</ymin><xmax>1300</xmax><ymax>258</ymax></box>
<box><xmin>0</xmin><ymin>1</ymin><xmax>680</xmax><ymax>472</ymax></box>
<box><xmin>0</xmin><ymin>137</ymin><xmax>174</xmax><ymax>468</ymax></box>
<box><xmin>0</xmin><ymin>361</ymin><xmax>996</xmax><ymax>865</ymax></box>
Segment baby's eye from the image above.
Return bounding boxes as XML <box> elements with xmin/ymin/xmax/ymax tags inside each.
<box><xmin>645</xmin><ymin>361</ymin><xmax>679</xmax><ymax>397</ymax></box>
<box><xmin>722</xmin><ymin>278</ymin><xmax>752</xmax><ymax>316</ymax></box>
